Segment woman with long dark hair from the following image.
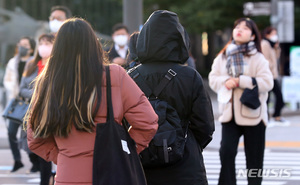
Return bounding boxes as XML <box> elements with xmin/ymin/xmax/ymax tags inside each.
<box><xmin>20</xmin><ymin>33</ymin><xmax>55</xmax><ymax>185</ymax></box>
<box><xmin>26</xmin><ymin>18</ymin><xmax>158</xmax><ymax>184</ymax></box>
<box><xmin>209</xmin><ymin>18</ymin><xmax>273</xmax><ymax>185</ymax></box>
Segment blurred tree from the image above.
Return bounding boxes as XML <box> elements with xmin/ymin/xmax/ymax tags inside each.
<box><xmin>144</xmin><ymin>0</ymin><xmax>272</xmax><ymax>34</ymax></box>
<box><xmin>143</xmin><ymin>0</ymin><xmax>295</xmax><ymax>76</ymax></box>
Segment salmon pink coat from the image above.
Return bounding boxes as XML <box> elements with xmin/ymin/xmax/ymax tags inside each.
<box><xmin>27</xmin><ymin>64</ymin><xmax>158</xmax><ymax>185</ymax></box>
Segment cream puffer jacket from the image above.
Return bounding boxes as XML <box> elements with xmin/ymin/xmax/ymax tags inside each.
<box><xmin>3</xmin><ymin>55</ymin><xmax>33</xmax><ymax>102</ymax></box>
<box><xmin>209</xmin><ymin>51</ymin><xmax>273</xmax><ymax>126</ymax></box>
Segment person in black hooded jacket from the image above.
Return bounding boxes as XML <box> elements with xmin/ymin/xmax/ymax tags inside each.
<box><xmin>130</xmin><ymin>10</ymin><xmax>215</xmax><ymax>185</ymax></box>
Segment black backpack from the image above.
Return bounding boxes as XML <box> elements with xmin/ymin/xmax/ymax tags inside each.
<box><xmin>128</xmin><ymin>65</ymin><xmax>189</xmax><ymax>168</ymax></box>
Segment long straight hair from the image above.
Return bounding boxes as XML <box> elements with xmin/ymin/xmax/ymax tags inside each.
<box><xmin>27</xmin><ymin>18</ymin><xmax>105</xmax><ymax>138</ymax></box>
<box><xmin>23</xmin><ymin>34</ymin><xmax>55</xmax><ymax>77</ymax></box>
<box><xmin>218</xmin><ymin>17</ymin><xmax>262</xmax><ymax>56</ymax></box>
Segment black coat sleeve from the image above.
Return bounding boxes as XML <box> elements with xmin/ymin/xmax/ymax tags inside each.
<box><xmin>189</xmin><ymin>72</ymin><xmax>215</xmax><ymax>149</ymax></box>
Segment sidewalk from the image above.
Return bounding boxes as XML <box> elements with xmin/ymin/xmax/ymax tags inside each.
<box><xmin>0</xmin><ymin>79</ymin><xmax>299</xmax><ymax>150</ymax></box>
<box><xmin>0</xmin><ymin>116</ymin><xmax>10</xmax><ymax>149</ymax></box>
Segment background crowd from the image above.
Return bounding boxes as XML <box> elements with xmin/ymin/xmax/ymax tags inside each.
<box><xmin>1</xmin><ymin>3</ymin><xmax>292</xmax><ymax>185</ymax></box>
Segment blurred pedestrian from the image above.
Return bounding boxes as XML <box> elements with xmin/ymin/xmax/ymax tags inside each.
<box><xmin>26</xmin><ymin>18</ymin><xmax>158</xmax><ymax>184</ymax></box>
<box><xmin>130</xmin><ymin>10</ymin><xmax>215</xmax><ymax>185</ymax></box>
<box><xmin>21</xmin><ymin>33</ymin><xmax>55</xmax><ymax>185</ymax></box>
<box><xmin>4</xmin><ymin>37</ymin><xmax>35</xmax><ymax>103</ymax></box>
<box><xmin>124</xmin><ymin>31</ymin><xmax>140</xmax><ymax>70</ymax></box>
<box><xmin>106</xmin><ymin>23</ymin><xmax>129</xmax><ymax>65</ymax></box>
<box><xmin>3</xmin><ymin>37</ymin><xmax>39</xmax><ymax>173</ymax></box>
<box><xmin>185</xmin><ymin>50</ymin><xmax>196</xmax><ymax>69</ymax></box>
<box><xmin>261</xmin><ymin>27</ymin><xmax>289</xmax><ymax>125</ymax></box>
<box><xmin>209</xmin><ymin>18</ymin><xmax>273</xmax><ymax>185</ymax></box>
<box><xmin>49</xmin><ymin>5</ymin><xmax>72</xmax><ymax>33</ymax></box>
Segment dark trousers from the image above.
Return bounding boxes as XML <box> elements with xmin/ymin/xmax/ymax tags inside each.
<box><xmin>39</xmin><ymin>156</ymin><xmax>52</xmax><ymax>185</ymax></box>
<box><xmin>218</xmin><ymin>120</ymin><xmax>266</xmax><ymax>185</ymax></box>
<box><xmin>8</xmin><ymin>120</ymin><xmax>21</xmax><ymax>161</ymax></box>
<box><xmin>268</xmin><ymin>79</ymin><xmax>284</xmax><ymax>118</ymax></box>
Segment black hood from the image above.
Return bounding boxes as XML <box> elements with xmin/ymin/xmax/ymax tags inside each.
<box><xmin>136</xmin><ymin>10</ymin><xmax>190</xmax><ymax>64</ymax></box>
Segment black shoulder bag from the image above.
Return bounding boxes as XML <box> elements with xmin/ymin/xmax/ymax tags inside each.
<box><xmin>92</xmin><ymin>66</ymin><xmax>147</xmax><ymax>185</ymax></box>
<box><xmin>240</xmin><ymin>77</ymin><xmax>261</xmax><ymax>109</ymax></box>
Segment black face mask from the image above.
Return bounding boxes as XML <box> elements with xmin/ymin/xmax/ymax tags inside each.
<box><xmin>18</xmin><ymin>46</ymin><xmax>29</xmax><ymax>57</ymax></box>
<box><xmin>266</xmin><ymin>39</ymin><xmax>276</xmax><ymax>48</ymax></box>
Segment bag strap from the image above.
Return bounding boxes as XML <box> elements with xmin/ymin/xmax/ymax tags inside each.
<box><xmin>107</xmin><ymin>66</ymin><xmax>131</xmax><ymax>131</ymax></box>
<box><xmin>128</xmin><ymin>64</ymin><xmax>178</xmax><ymax>98</ymax></box>
<box><xmin>252</xmin><ymin>77</ymin><xmax>257</xmax><ymax>86</ymax></box>
<box><xmin>105</xmin><ymin>66</ymin><xmax>114</xmax><ymax>122</ymax></box>
<box><xmin>128</xmin><ymin>65</ymin><xmax>153</xmax><ymax>97</ymax></box>
<box><xmin>152</xmin><ymin>69</ymin><xmax>177</xmax><ymax>97</ymax></box>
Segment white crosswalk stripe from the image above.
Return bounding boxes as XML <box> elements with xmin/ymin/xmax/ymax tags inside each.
<box><xmin>203</xmin><ymin>150</ymin><xmax>300</xmax><ymax>185</ymax></box>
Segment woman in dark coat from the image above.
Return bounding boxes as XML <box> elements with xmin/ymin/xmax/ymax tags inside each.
<box><xmin>131</xmin><ymin>10</ymin><xmax>215</xmax><ymax>185</ymax></box>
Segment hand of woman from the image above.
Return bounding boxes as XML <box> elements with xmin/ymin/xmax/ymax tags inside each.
<box><xmin>225</xmin><ymin>77</ymin><xmax>239</xmax><ymax>90</ymax></box>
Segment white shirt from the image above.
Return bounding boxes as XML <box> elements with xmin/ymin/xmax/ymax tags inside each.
<box><xmin>114</xmin><ymin>44</ymin><xmax>128</xmax><ymax>59</ymax></box>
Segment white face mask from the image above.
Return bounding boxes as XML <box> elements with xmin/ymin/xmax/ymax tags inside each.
<box><xmin>269</xmin><ymin>35</ymin><xmax>278</xmax><ymax>42</ymax></box>
<box><xmin>49</xmin><ymin>19</ymin><xmax>64</xmax><ymax>33</ymax></box>
<box><xmin>113</xmin><ymin>35</ymin><xmax>128</xmax><ymax>46</ymax></box>
<box><xmin>38</xmin><ymin>45</ymin><xmax>53</xmax><ymax>59</ymax></box>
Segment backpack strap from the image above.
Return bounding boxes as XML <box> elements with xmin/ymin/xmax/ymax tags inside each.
<box><xmin>152</xmin><ymin>69</ymin><xmax>177</xmax><ymax>97</ymax></box>
<box><xmin>128</xmin><ymin>64</ymin><xmax>153</xmax><ymax>97</ymax></box>
<box><xmin>128</xmin><ymin>64</ymin><xmax>179</xmax><ymax>98</ymax></box>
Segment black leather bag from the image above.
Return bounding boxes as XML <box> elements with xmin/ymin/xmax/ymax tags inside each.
<box><xmin>240</xmin><ymin>77</ymin><xmax>261</xmax><ymax>109</ymax></box>
<box><xmin>2</xmin><ymin>97</ymin><xmax>30</xmax><ymax>124</ymax></box>
<box><xmin>92</xmin><ymin>66</ymin><xmax>147</xmax><ymax>185</ymax></box>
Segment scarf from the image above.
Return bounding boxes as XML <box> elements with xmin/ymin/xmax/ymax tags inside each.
<box><xmin>265</xmin><ymin>38</ymin><xmax>276</xmax><ymax>48</ymax></box>
<box><xmin>37</xmin><ymin>60</ymin><xmax>45</xmax><ymax>75</ymax></box>
<box><xmin>226</xmin><ymin>41</ymin><xmax>256</xmax><ymax>77</ymax></box>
